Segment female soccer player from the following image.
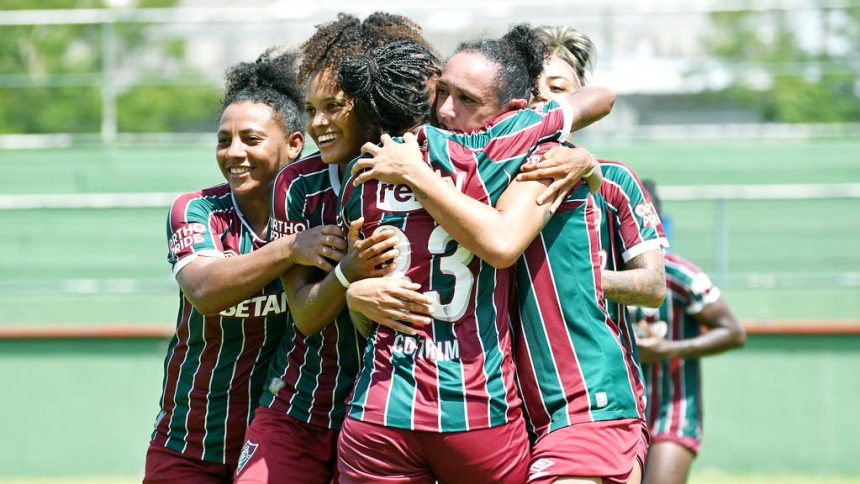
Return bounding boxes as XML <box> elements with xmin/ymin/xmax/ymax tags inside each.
<box><xmin>336</xmin><ymin>27</ymin><xmax>615</xmax><ymax>483</ymax></box>
<box><xmin>632</xmin><ymin>181</ymin><xmax>746</xmax><ymax>484</ymax></box>
<box><xmin>233</xmin><ymin>13</ymin><xmax>436</xmax><ymax>483</ymax></box>
<box><xmin>144</xmin><ymin>48</ymin><xmax>346</xmax><ymax>483</ymax></box>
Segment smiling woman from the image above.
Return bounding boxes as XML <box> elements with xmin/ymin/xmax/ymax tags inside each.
<box><xmin>143</xmin><ymin>47</ymin><xmax>349</xmax><ymax>484</ymax></box>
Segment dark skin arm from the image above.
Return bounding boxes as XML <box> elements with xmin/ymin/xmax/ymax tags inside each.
<box><xmin>601</xmin><ymin>249</ymin><xmax>667</xmax><ymax>308</ymax></box>
<box><xmin>636</xmin><ymin>296</ymin><xmax>746</xmax><ymax>364</ymax></box>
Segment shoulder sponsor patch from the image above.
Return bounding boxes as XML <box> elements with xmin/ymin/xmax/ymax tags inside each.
<box><xmin>634</xmin><ymin>202</ymin><xmax>661</xmax><ymax>228</ymax></box>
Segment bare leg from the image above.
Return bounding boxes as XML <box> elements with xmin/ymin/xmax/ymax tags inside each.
<box><xmin>555</xmin><ymin>460</ymin><xmax>642</xmax><ymax>484</ymax></box>
<box><xmin>642</xmin><ymin>441</ymin><xmax>695</xmax><ymax>484</ymax></box>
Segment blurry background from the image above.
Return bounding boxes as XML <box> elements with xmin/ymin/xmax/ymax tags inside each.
<box><xmin>0</xmin><ymin>0</ymin><xmax>858</xmax><ymax>482</ymax></box>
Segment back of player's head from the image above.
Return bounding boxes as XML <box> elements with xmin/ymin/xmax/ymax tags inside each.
<box><xmin>535</xmin><ymin>25</ymin><xmax>596</xmax><ymax>85</ymax></box>
<box><xmin>222</xmin><ymin>47</ymin><xmax>303</xmax><ymax>134</ymax></box>
<box><xmin>455</xmin><ymin>24</ymin><xmax>547</xmax><ymax>107</ymax></box>
<box><xmin>338</xmin><ymin>40</ymin><xmax>441</xmax><ymax>135</ymax></box>
<box><xmin>641</xmin><ymin>179</ymin><xmax>663</xmax><ymax>217</ymax></box>
<box><xmin>299</xmin><ymin>11</ymin><xmax>432</xmax><ymax>85</ymax></box>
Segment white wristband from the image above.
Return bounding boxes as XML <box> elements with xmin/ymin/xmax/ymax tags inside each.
<box><xmin>334</xmin><ymin>263</ymin><xmax>351</xmax><ymax>288</ymax></box>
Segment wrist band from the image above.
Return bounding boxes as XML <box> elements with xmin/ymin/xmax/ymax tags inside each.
<box><xmin>334</xmin><ymin>263</ymin><xmax>351</xmax><ymax>288</ymax></box>
<box><xmin>582</xmin><ymin>166</ymin><xmax>596</xmax><ymax>178</ymax></box>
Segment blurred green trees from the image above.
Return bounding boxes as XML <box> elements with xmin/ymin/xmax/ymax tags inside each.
<box><xmin>705</xmin><ymin>8</ymin><xmax>860</xmax><ymax>123</ymax></box>
<box><xmin>0</xmin><ymin>0</ymin><xmax>220</xmax><ymax>134</ymax></box>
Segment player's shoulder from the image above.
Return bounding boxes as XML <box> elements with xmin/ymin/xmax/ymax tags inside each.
<box><xmin>598</xmin><ymin>159</ymin><xmax>638</xmax><ymax>180</ymax></box>
<box><xmin>665</xmin><ymin>253</ymin><xmax>706</xmax><ymax>282</ymax></box>
<box><xmin>274</xmin><ymin>152</ymin><xmax>326</xmax><ymax>185</ymax></box>
<box><xmin>171</xmin><ymin>183</ymin><xmax>231</xmax><ymax>211</ymax></box>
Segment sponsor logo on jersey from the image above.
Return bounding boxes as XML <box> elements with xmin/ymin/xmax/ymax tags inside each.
<box><xmin>271</xmin><ymin>219</ymin><xmax>306</xmax><ymax>239</ymax></box>
<box><xmin>634</xmin><ymin>202</ymin><xmax>661</xmax><ymax>229</ymax></box>
<box><xmin>236</xmin><ymin>441</ymin><xmax>259</xmax><ymax>476</ymax></box>
<box><xmin>376</xmin><ymin>171</ymin><xmax>465</xmax><ymax>212</ymax></box>
<box><xmin>220</xmin><ymin>292</ymin><xmax>288</xmax><ymax>318</ymax></box>
<box><xmin>529</xmin><ymin>458</ymin><xmax>556</xmax><ymax>481</ymax></box>
<box><xmin>169</xmin><ymin>223</ymin><xmax>207</xmax><ymax>256</ymax></box>
<box><xmin>391</xmin><ymin>334</ymin><xmax>460</xmax><ymax>362</ymax></box>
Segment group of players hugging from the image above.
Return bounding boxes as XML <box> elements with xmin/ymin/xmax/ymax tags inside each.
<box><xmin>144</xmin><ymin>12</ymin><xmax>746</xmax><ymax>484</ymax></box>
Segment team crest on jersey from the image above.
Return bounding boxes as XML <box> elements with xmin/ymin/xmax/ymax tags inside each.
<box><xmin>634</xmin><ymin>202</ymin><xmax>661</xmax><ymax>228</ymax></box>
<box><xmin>528</xmin><ymin>458</ymin><xmax>556</xmax><ymax>481</ymax></box>
<box><xmin>236</xmin><ymin>441</ymin><xmax>258</xmax><ymax>475</ymax></box>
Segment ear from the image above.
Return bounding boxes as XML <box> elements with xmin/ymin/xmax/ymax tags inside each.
<box><xmin>285</xmin><ymin>131</ymin><xmax>304</xmax><ymax>163</ymax></box>
<box><xmin>506</xmin><ymin>98</ymin><xmax>528</xmax><ymax>111</ymax></box>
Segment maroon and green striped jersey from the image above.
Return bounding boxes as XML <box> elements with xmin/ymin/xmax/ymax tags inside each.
<box><xmin>594</xmin><ymin>160</ymin><xmax>668</xmax><ymax>326</ymax></box>
<box><xmin>631</xmin><ymin>252</ymin><xmax>720</xmax><ymax>443</ymax></box>
<box><xmin>153</xmin><ymin>183</ymin><xmax>287</xmax><ymax>465</ymax></box>
<box><xmin>260</xmin><ymin>153</ymin><xmax>363</xmax><ymax>430</ymax></box>
<box><xmin>512</xmin><ymin>184</ymin><xmax>646</xmax><ymax>440</ymax></box>
<box><xmin>339</xmin><ymin>100</ymin><xmax>572</xmax><ymax>433</ymax></box>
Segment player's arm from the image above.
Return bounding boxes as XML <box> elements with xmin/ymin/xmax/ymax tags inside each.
<box><xmin>283</xmin><ymin>219</ymin><xmax>418</xmax><ymax>336</ymax></box>
<box><xmin>176</xmin><ymin>225</ymin><xmax>345</xmax><ymax>315</ymax></box>
<box><xmin>517</xmin><ymin>144</ymin><xmax>603</xmax><ymax>208</ymax></box>
<box><xmin>355</xmin><ymin>133</ymin><xmax>553</xmax><ymax>269</ymax></box>
<box><xmin>565</xmin><ymin>86</ymin><xmax>615</xmax><ymax>132</ymax></box>
<box><xmin>637</xmin><ymin>296</ymin><xmax>746</xmax><ymax>364</ymax></box>
<box><xmin>601</xmin><ymin>249</ymin><xmax>666</xmax><ymax>308</ymax></box>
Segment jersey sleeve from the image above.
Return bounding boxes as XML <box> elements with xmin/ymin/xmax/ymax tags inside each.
<box><xmin>166</xmin><ymin>195</ymin><xmax>224</xmax><ymax>275</ymax></box>
<box><xmin>675</xmin><ymin>261</ymin><xmax>721</xmax><ymax>315</ymax></box>
<box><xmin>270</xmin><ymin>165</ymin><xmax>309</xmax><ymax>241</ymax></box>
<box><xmin>600</xmin><ymin>163</ymin><xmax>669</xmax><ymax>262</ymax></box>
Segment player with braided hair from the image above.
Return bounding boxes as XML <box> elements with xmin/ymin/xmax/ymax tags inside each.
<box><xmin>144</xmin><ymin>47</ymin><xmax>348</xmax><ymax>484</ymax></box>
<box><xmin>233</xmin><ymin>13</ymin><xmax>437</xmax><ymax>484</ymax></box>
<box><xmin>332</xmin><ymin>24</ymin><xmax>614</xmax><ymax>482</ymax></box>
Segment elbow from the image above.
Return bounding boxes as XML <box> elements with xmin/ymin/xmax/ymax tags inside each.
<box><xmin>649</xmin><ymin>284</ymin><xmax>667</xmax><ymax>308</ymax></box>
<box><xmin>185</xmin><ymin>288</ymin><xmax>227</xmax><ymax>315</ymax></box>
<box><xmin>483</xmin><ymin>242</ymin><xmax>521</xmax><ymax>269</ymax></box>
<box><xmin>293</xmin><ymin>317</ymin><xmax>323</xmax><ymax>337</ymax></box>
<box><xmin>730</xmin><ymin>325</ymin><xmax>747</xmax><ymax>349</ymax></box>
<box><xmin>597</xmin><ymin>87</ymin><xmax>615</xmax><ymax>118</ymax></box>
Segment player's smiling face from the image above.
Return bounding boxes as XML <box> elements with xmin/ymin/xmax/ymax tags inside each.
<box><xmin>305</xmin><ymin>68</ymin><xmax>376</xmax><ymax>165</ymax></box>
<box><xmin>216</xmin><ymin>101</ymin><xmax>290</xmax><ymax>198</ymax></box>
<box><xmin>435</xmin><ymin>52</ymin><xmax>504</xmax><ymax>133</ymax></box>
<box><xmin>536</xmin><ymin>54</ymin><xmax>582</xmax><ymax>102</ymax></box>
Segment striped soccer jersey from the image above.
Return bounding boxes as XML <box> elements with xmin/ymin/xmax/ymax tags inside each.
<box><xmin>260</xmin><ymin>153</ymin><xmax>363</xmax><ymax>430</ymax></box>
<box><xmin>632</xmin><ymin>252</ymin><xmax>721</xmax><ymax>444</ymax></box>
<box><xmin>153</xmin><ymin>183</ymin><xmax>287</xmax><ymax>465</ymax></box>
<box><xmin>339</xmin><ymin>100</ymin><xmax>572</xmax><ymax>433</ymax></box>
<box><xmin>594</xmin><ymin>160</ymin><xmax>668</xmax><ymax>327</ymax></box>
<box><xmin>512</xmin><ymin>179</ymin><xmax>645</xmax><ymax>441</ymax></box>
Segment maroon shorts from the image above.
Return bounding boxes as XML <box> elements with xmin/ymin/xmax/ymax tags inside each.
<box><xmin>234</xmin><ymin>406</ymin><xmax>338</xmax><ymax>483</ymax></box>
<box><xmin>527</xmin><ymin>418</ymin><xmax>649</xmax><ymax>484</ymax></box>
<box><xmin>144</xmin><ymin>442</ymin><xmax>234</xmax><ymax>484</ymax></box>
<box><xmin>337</xmin><ymin>416</ymin><xmax>530</xmax><ymax>484</ymax></box>
<box><xmin>651</xmin><ymin>433</ymin><xmax>701</xmax><ymax>456</ymax></box>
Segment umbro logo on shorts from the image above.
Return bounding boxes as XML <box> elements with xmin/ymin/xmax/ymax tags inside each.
<box><xmin>528</xmin><ymin>458</ymin><xmax>556</xmax><ymax>480</ymax></box>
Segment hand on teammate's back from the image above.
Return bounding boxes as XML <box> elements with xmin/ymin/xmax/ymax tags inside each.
<box><xmin>345</xmin><ymin>277</ymin><xmax>434</xmax><ymax>336</ymax></box>
<box><xmin>353</xmin><ymin>132</ymin><xmax>429</xmax><ymax>186</ymax></box>
<box><xmin>517</xmin><ymin>146</ymin><xmax>601</xmax><ymax>211</ymax></box>
<box><xmin>339</xmin><ymin>218</ymin><xmax>400</xmax><ymax>281</ymax></box>
<box><xmin>291</xmin><ymin>224</ymin><xmax>346</xmax><ymax>272</ymax></box>
<box><xmin>634</xmin><ymin>320</ymin><xmax>674</xmax><ymax>364</ymax></box>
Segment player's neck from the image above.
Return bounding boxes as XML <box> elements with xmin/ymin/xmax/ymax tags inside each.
<box><xmin>233</xmin><ymin>191</ymin><xmax>271</xmax><ymax>239</ymax></box>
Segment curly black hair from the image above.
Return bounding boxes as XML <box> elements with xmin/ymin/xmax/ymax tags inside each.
<box><xmin>455</xmin><ymin>24</ymin><xmax>547</xmax><ymax>107</ymax></box>
<box><xmin>222</xmin><ymin>47</ymin><xmax>303</xmax><ymax>134</ymax></box>
<box><xmin>338</xmin><ymin>40</ymin><xmax>441</xmax><ymax>135</ymax></box>
<box><xmin>298</xmin><ymin>11</ymin><xmax>433</xmax><ymax>85</ymax></box>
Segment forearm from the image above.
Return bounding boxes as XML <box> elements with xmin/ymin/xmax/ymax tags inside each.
<box><xmin>666</xmin><ymin>326</ymin><xmax>745</xmax><ymax>360</ymax></box>
<box><xmin>566</xmin><ymin>86</ymin><xmax>615</xmax><ymax>132</ymax></box>
<box><xmin>286</xmin><ymin>270</ymin><xmax>347</xmax><ymax>336</ymax></box>
<box><xmin>178</xmin><ymin>237</ymin><xmax>297</xmax><ymax>314</ymax></box>
<box><xmin>601</xmin><ymin>250</ymin><xmax>666</xmax><ymax>307</ymax></box>
<box><xmin>404</xmin><ymin>167</ymin><xmax>550</xmax><ymax>268</ymax></box>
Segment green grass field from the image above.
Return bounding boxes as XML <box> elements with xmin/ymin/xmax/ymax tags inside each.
<box><xmin>1</xmin><ymin>138</ymin><xmax>858</xmax><ymax>325</ymax></box>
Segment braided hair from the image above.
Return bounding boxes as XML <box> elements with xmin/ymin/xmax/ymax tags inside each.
<box><xmin>222</xmin><ymin>47</ymin><xmax>303</xmax><ymax>134</ymax></box>
<box><xmin>535</xmin><ymin>25</ymin><xmax>596</xmax><ymax>85</ymax></box>
<box><xmin>338</xmin><ymin>40</ymin><xmax>441</xmax><ymax>134</ymax></box>
<box><xmin>455</xmin><ymin>24</ymin><xmax>547</xmax><ymax>107</ymax></box>
<box><xmin>299</xmin><ymin>12</ymin><xmax>433</xmax><ymax>85</ymax></box>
